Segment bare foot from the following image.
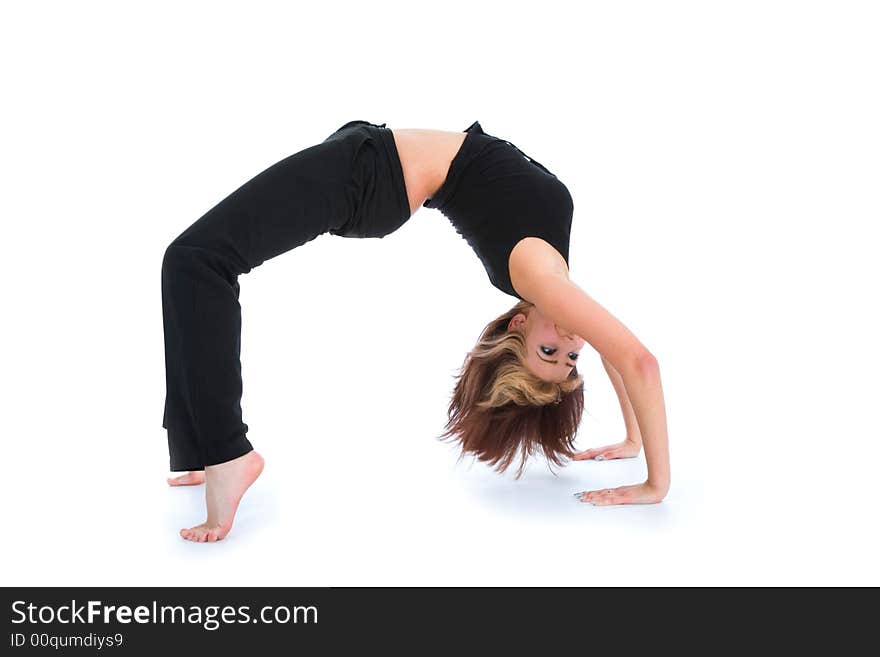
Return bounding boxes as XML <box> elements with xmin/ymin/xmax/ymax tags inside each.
<box><xmin>179</xmin><ymin>450</ymin><xmax>264</xmax><ymax>543</ymax></box>
<box><xmin>167</xmin><ymin>471</ymin><xmax>205</xmax><ymax>486</ymax></box>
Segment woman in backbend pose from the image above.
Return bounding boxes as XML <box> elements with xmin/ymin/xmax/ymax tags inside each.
<box><xmin>161</xmin><ymin>120</ymin><xmax>670</xmax><ymax>542</ymax></box>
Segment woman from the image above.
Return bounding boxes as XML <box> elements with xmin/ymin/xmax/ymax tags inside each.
<box><xmin>161</xmin><ymin>120</ymin><xmax>670</xmax><ymax>543</ymax></box>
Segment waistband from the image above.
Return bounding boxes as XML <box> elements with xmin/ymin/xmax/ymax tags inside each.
<box><xmin>370</xmin><ymin>123</ymin><xmax>411</xmax><ymax>223</ymax></box>
<box><xmin>330</xmin><ymin>119</ymin><xmax>410</xmax><ymax>222</ymax></box>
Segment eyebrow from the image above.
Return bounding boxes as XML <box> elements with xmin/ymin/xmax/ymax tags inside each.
<box><xmin>536</xmin><ymin>349</ymin><xmax>577</xmax><ymax>367</ymax></box>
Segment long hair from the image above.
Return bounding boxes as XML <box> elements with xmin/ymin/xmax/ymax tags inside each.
<box><xmin>436</xmin><ymin>300</ymin><xmax>585</xmax><ymax>479</ymax></box>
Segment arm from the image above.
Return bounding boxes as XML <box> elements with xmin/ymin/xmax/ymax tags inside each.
<box><xmin>571</xmin><ymin>356</ymin><xmax>643</xmax><ymax>461</ymax></box>
<box><xmin>527</xmin><ymin>274</ymin><xmax>670</xmax><ymax>504</ymax></box>
<box><xmin>602</xmin><ymin>356</ymin><xmax>644</xmax><ymax>446</ymax></box>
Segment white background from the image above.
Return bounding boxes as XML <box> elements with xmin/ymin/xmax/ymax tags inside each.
<box><xmin>1</xmin><ymin>0</ymin><xmax>877</xmax><ymax>586</ymax></box>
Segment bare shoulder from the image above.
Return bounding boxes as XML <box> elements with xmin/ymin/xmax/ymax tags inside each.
<box><xmin>508</xmin><ymin>236</ymin><xmax>570</xmax><ymax>302</ymax></box>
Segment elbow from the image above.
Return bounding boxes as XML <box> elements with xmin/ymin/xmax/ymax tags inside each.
<box><xmin>624</xmin><ymin>349</ymin><xmax>659</xmax><ymax>380</ymax></box>
<box><xmin>637</xmin><ymin>349</ymin><xmax>659</xmax><ymax>373</ymax></box>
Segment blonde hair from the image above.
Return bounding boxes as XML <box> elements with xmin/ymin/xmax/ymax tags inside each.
<box><xmin>436</xmin><ymin>300</ymin><xmax>585</xmax><ymax>478</ymax></box>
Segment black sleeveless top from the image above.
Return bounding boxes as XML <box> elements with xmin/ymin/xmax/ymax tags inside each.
<box><xmin>423</xmin><ymin>121</ymin><xmax>573</xmax><ymax>299</ymax></box>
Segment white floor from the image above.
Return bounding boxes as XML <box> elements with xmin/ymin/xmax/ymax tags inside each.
<box><xmin>4</xmin><ymin>362</ymin><xmax>877</xmax><ymax>586</ymax></box>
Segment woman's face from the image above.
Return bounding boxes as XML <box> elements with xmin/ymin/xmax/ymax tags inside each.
<box><xmin>508</xmin><ymin>307</ymin><xmax>585</xmax><ymax>382</ymax></box>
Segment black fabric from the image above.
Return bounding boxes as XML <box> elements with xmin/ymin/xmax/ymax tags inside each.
<box><xmin>424</xmin><ymin>121</ymin><xmax>573</xmax><ymax>299</ymax></box>
<box><xmin>161</xmin><ymin>120</ymin><xmax>410</xmax><ymax>471</ymax></box>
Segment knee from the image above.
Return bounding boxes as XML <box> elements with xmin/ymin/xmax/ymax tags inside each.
<box><xmin>162</xmin><ymin>241</ymin><xmax>195</xmax><ymax>272</ymax></box>
<box><xmin>162</xmin><ymin>240</ymin><xmax>246</xmax><ymax>282</ymax></box>
<box><xmin>161</xmin><ymin>241</ymin><xmax>212</xmax><ymax>283</ymax></box>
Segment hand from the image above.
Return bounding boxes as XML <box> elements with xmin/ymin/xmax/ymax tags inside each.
<box><xmin>571</xmin><ymin>439</ymin><xmax>641</xmax><ymax>461</ymax></box>
<box><xmin>574</xmin><ymin>481</ymin><xmax>667</xmax><ymax>506</ymax></box>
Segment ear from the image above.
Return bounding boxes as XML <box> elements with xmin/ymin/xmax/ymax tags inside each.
<box><xmin>507</xmin><ymin>312</ymin><xmax>527</xmax><ymax>331</ymax></box>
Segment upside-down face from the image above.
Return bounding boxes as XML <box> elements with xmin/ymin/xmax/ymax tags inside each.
<box><xmin>508</xmin><ymin>306</ymin><xmax>585</xmax><ymax>383</ymax></box>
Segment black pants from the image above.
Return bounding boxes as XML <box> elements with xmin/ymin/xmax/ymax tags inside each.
<box><xmin>161</xmin><ymin>120</ymin><xmax>411</xmax><ymax>471</ymax></box>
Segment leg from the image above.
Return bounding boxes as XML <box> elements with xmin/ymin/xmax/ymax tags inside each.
<box><xmin>161</xmin><ymin>135</ymin><xmax>359</xmax><ymax>540</ymax></box>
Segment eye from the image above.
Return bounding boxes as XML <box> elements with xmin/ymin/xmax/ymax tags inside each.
<box><xmin>540</xmin><ymin>346</ymin><xmax>557</xmax><ymax>356</ymax></box>
<box><xmin>568</xmin><ymin>353</ymin><xmax>579</xmax><ymax>361</ymax></box>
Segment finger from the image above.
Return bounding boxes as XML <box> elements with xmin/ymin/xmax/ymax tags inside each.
<box><xmin>572</xmin><ymin>449</ymin><xmax>596</xmax><ymax>461</ymax></box>
<box><xmin>580</xmin><ymin>488</ymin><xmax>607</xmax><ymax>503</ymax></box>
<box><xmin>574</xmin><ymin>489</ymin><xmax>598</xmax><ymax>502</ymax></box>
